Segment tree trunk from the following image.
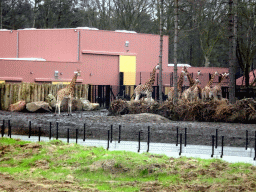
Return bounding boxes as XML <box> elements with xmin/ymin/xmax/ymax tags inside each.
<box><xmin>204</xmin><ymin>55</ymin><xmax>210</xmax><ymax>67</ymax></box>
<box><xmin>173</xmin><ymin>0</ymin><xmax>178</xmax><ymax>103</ymax></box>
<box><xmin>158</xmin><ymin>0</ymin><xmax>163</xmax><ymax>103</ymax></box>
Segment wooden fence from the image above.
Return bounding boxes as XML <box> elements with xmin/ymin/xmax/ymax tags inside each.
<box><xmin>0</xmin><ymin>83</ymin><xmax>89</xmax><ymax>110</ymax></box>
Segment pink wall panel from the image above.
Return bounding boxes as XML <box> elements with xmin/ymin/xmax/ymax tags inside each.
<box><xmin>18</xmin><ymin>29</ymin><xmax>78</xmax><ymax>62</ymax></box>
<box><xmin>0</xmin><ymin>60</ymin><xmax>84</xmax><ymax>83</ymax></box>
<box><xmin>80</xmin><ymin>54</ymin><xmax>119</xmax><ymax>85</ymax></box>
<box><xmin>0</xmin><ymin>31</ymin><xmax>17</xmax><ymax>58</ymax></box>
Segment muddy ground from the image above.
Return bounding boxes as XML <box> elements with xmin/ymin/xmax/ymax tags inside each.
<box><xmin>1</xmin><ymin>110</ymin><xmax>256</xmax><ymax>147</ymax></box>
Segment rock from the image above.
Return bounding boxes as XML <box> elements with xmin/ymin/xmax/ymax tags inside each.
<box><xmin>26</xmin><ymin>101</ymin><xmax>52</xmax><ymax>112</ymax></box>
<box><xmin>9</xmin><ymin>100</ymin><xmax>26</xmax><ymax>112</ymax></box>
<box><xmin>45</xmin><ymin>94</ymin><xmax>56</xmax><ymax>108</ymax></box>
<box><xmin>80</xmin><ymin>98</ymin><xmax>100</xmax><ymax>111</ymax></box>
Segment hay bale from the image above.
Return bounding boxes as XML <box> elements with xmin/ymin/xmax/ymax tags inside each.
<box><xmin>108</xmin><ymin>99</ymin><xmax>129</xmax><ymax>115</ymax></box>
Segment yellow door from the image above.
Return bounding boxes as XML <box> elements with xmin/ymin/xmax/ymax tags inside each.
<box><xmin>119</xmin><ymin>55</ymin><xmax>136</xmax><ymax>85</ymax></box>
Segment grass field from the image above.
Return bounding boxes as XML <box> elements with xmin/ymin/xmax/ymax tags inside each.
<box><xmin>0</xmin><ymin>137</ymin><xmax>256</xmax><ymax>191</ymax></box>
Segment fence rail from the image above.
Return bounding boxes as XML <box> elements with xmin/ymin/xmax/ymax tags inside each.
<box><xmin>1</xmin><ymin>119</ymin><xmax>256</xmax><ymax>161</ymax></box>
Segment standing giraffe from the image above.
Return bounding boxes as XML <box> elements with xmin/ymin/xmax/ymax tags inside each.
<box><xmin>168</xmin><ymin>67</ymin><xmax>187</xmax><ymax>101</ymax></box>
<box><xmin>134</xmin><ymin>65</ymin><xmax>159</xmax><ymax>102</ymax></box>
<box><xmin>210</xmin><ymin>73</ymin><xmax>229</xmax><ymax>101</ymax></box>
<box><xmin>182</xmin><ymin>69</ymin><xmax>202</xmax><ymax>102</ymax></box>
<box><xmin>55</xmin><ymin>70</ymin><xmax>81</xmax><ymax>115</ymax></box>
<box><xmin>202</xmin><ymin>71</ymin><xmax>219</xmax><ymax>101</ymax></box>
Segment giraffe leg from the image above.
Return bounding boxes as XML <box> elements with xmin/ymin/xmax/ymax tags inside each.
<box><xmin>146</xmin><ymin>91</ymin><xmax>153</xmax><ymax>102</ymax></box>
<box><xmin>68</xmin><ymin>98</ymin><xmax>72</xmax><ymax>116</ymax></box>
<box><xmin>135</xmin><ymin>93</ymin><xmax>140</xmax><ymax>101</ymax></box>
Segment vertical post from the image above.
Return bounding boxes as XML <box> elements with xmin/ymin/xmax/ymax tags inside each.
<box><xmin>67</xmin><ymin>128</ymin><xmax>69</xmax><ymax>143</ymax></box>
<box><xmin>221</xmin><ymin>136</ymin><xmax>224</xmax><ymax>158</ymax></box>
<box><xmin>76</xmin><ymin>129</ymin><xmax>78</xmax><ymax>144</ymax></box>
<box><xmin>211</xmin><ymin>135</ymin><xmax>215</xmax><ymax>157</ymax></box>
<box><xmin>1</xmin><ymin>120</ymin><xmax>5</xmax><ymax>137</ymax></box>
<box><xmin>215</xmin><ymin>129</ymin><xmax>218</xmax><ymax>148</ymax></box>
<box><xmin>147</xmin><ymin>126</ymin><xmax>150</xmax><ymax>152</ymax></box>
<box><xmin>29</xmin><ymin>121</ymin><xmax>31</xmax><ymax>138</ymax></box>
<box><xmin>138</xmin><ymin>131</ymin><xmax>141</xmax><ymax>153</ymax></box>
<box><xmin>49</xmin><ymin>122</ymin><xmax>52</xmax><ymax>140</ymax></box>
<box><xmin>83</xmin><ymin>123</ymin><xmax>86</xmax><ymax>141</ymax></box>
<box><xmin>246</xmin><ymin>130</ymin><xmax>248</xmax><ymax>150</ymax></box>
<box><xmin>185</xmin><ymin>128</ymin><xmax>187</xmax><ymax>147</ymax></box>
<box><xmin>179</xmin><ymin>134</ymin><xmax>182</xmax><ymax>156</ymax></box>
<box><xmin>118</xmin><ymin>125</ymin><xmax>121</xmax><ymax>143</ymax></box>
<box><xmin>110</xmin><ymin>125</ymin><xmax>113</xmax><ymax>143</ymax></box>
<box><xmin>38</xmin><ymin>127</ymin><xmax>41</xmax><ymax>142</ymax></box>
<box><xmin>56</xmin><ymin>122</ymin><xmax>58</xmax><ymax>140</ymax></box>
<box><xmin>254</xmin><ymin>131</ymin><xmax>256</xmax><ymax>161</ymax></box>
<box><xmin>8</xmin><ymin>120</ymin><xmax>10</xmax><ymax>137</ymax></box>
<box><xmin>107</xmin><ymin>130</ymin><xmax>110</xmax><ymax>150</ymax></box>
<box><xmin>173</xmin><ymin>0</ymin><xmax>178</xmax><ymax>103</ymax></box>
<box><xmin>176</xmin><ymin>127</ymin><xmax>179</xmax><ymax>146</ymax></box>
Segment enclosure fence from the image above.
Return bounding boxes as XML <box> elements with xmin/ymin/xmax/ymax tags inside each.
<box><xmin>1</xmin><ymin>119</ymin><xmax>256</xmax><ymax>162</ymax></box>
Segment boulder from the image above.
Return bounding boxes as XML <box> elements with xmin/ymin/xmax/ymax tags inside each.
<box><xmin>45</xmin><ymin>94</ymin><xmax>56</xmax><ymax>108</ymax></box>
<box><xmin>9</xmin><ymin>100</ymin><xmax>26</xmax><ymax>112</ymax></box>
<box><xmin>80</xmin><ymin>98</ymin><xmax>100</xmax><ymax>111</ymax></box>
<box><xmin>26</xmin><ymin>101</ymin><xmax>52</xmax><ymax>112</ymax></box>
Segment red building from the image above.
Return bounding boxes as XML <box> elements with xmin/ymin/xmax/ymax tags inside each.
<box><xmin>0</xmin><ymin>28</ymin><xmax>169</xmax><ymax>86</ymax></box>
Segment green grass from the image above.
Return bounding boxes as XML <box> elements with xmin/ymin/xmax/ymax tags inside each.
<box><xmin>1</xmin><ymin>137</ymin><xmax>256</xmax><ymax>192</ymax></box>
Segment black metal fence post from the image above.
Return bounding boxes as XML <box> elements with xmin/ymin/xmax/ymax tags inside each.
<box><xmin>38</xmin><ymin>127</ymin><xmax>41</xmax><ymax>142</ymax></box>
<box><xmin>8</xmin><ymin>120</ymin><xmax>11</xmax><ymax>138</ymax></box>
<box><xmin>147</xmin><ymin>126</ymin><xmax>150</xmax><ymax>152</ymax></box>
<box><xmin>221</xmin><ymin>136</ymin><xmax>224</xmax><ymax>158</ymax></box>
<box><xmin>1</xmin><ymin>121</ymin><xmax>4</xmax><ymax>137</ymax></box>
<box><xmin>83</xmin><ymin>124</ymin><xmax>86</xmax><ymax>141</ymax></box>
<box><xmin>49</xmin><ymin>122</ymin><xmax>52</xmax><ymax>140</ymax></box>
<box><xmin>254</xmin><ymin>131</ymin><xmax>256</xmax><ymax>161</ymax></box>
<box><xmin>76</xmin><ymin>129</ymin><xmax>78</xmax><ymax>144</ymax></box>
<box><xmin>110</xmin><ymin>125</ymin><xmax>113</xmax><ymax>143</ymax></box>
<box><xmin>56</xmin><ymin>122</ymin><xmax>59</xmax><ymax>140</ymax></box>
<box><xmin>215</xmin><ymin>129</ymin><xmax>218</xmax><ymax>148</ymax></box>
<box><xmin>118</xmin><ymin>125</ymin><xmax>121</xmax><ymax>143</ymax></box>
<box><xmin>246</xmin><ymin>130</ymin><xmax>248</xmax><ymax>150</ymax></box>
<box><xmin>176</xmin><ymin>127</ymin><xmax>178</xmax><ymax>146</ymax></box>
<box><xmin>67</xmin><ymin>128</ymin><xmax>69</xmax><ymax>143</ymax></box>
<box><xmin>29</xmin><ymin>121</ymin><xmax>31</xmax><ymax>138</ymax></box>
<box><xmin>138</xmin><ymin>131</ymin><xmax>141</xmax><ymax>153</ymax></box>
<box><xmin>211</xmin><ymin>135</ymin><xmax>215</xmax><ymax>157</ymax></box>
<box><xmin>185</xmin><ymin>128</ymin><xmax>187</xmax><ymax>147</ymax></box>
<box><xmin>179</xmin><ymin>134</ymin><xmax>182</xmax><ymax>156</ymax></box>
<box><xmin>107</xmin><ymin>130</ymin><xmax>110</xmax><ymax>150</ymax></box>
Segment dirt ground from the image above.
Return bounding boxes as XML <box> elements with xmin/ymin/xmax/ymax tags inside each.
<box><xmin>1</xmin><ymin>109</ymin><xmax>256</xmax><ymax>147</ymax></box>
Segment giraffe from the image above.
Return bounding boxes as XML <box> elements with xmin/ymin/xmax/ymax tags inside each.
<box><xmin>210</xmin><ymin>73</ymin><xmax>229</xmax><ymax>101</ymax></box>
<box><xmin>55</xmin><ymin>69</ymin><xmax>81</xmax><ymax>115</ymax></box>
<box><xmin>168</xmin><ymin>67</ymin><xmax>187</xmax><ymax>101</ymax></box>
<box><xmin>202</xmin><ymin>71</ymin><xmax>219</xmax><ymax>101</ymax></box>
<box><xmin>134</xmin><ymin>65</ymin><xmax>159</xmax><ymax>102</ymax></box>
<box><xmin>181</xmin><ymin>69</ymin><xmax>202</xmax><ymax>102</ymax></box>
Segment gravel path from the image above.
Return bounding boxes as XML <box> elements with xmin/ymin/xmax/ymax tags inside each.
<box><xmin>1</xmin><ymin>110</ymin><xmax>256</xmax><ymax>147</ymax></box>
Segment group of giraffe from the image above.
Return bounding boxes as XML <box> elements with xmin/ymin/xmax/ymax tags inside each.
<box><xmin>55</xmin><ymin>65</ymin><xmax>229</xmax><ymax>115</ymax></box>
<box><xmin>168</xmin><ymin>66</ymin><xmax>229</xmax><ymax>102</ymax></box>
<box><xmin>134</xmin><ymin>65</ymin><xmax>229</xmax><ymax>103</ymax></box>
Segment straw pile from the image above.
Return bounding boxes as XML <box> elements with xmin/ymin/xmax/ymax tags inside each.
<box><xmin>108</xmin><ymin>98</ymin><xmax>256</xmax><ymax>123</ymax></box>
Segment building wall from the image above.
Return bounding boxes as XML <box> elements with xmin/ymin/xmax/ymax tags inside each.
<box><xmin>0</xmin><ymin>28</ymin><xmax>169</xmax><ymax>85</ymax></box>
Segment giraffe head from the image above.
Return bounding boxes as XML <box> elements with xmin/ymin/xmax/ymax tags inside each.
<box><xmin>75</xmin><ymin>69</ymin><xmax>81</xmax><ymax>76</ymax></box>
<box><xmin>214</xmin><ymin>71</ymin><xmax>219</xmax><ymax>76</ymax></box>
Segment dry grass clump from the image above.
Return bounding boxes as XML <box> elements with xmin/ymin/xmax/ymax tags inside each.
<box><xmin>108</xmin><ymin>98</ymin><xmax>256</xmax><ymax>123</ymax></box>
<box><xmin>108</xmin><ymin>99</ymin><xmax>129</xmax><ymax>115</ymax></box>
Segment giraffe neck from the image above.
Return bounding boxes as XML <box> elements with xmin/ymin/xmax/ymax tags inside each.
<box><xmin>207</xmin><ymin>73</ymin><xmax>217</xmax><ymax>87</ymax></box>
<box><xmin>187</xmin><ymin>73</ymin><xmax>195</xmax><ymax>87</ymax></box>
<box><xmin>177</xmin><ymin>73</ymin><xmax>185</xmax><ymax>92</ymax></box>
<box><xmin>67</xmin><ymin>73</ymin><xmax>78</xmax><ymax>91</ymax></box>
<box><xmin>146</xmin><ymin>67</ymin><xmax>157</xmax><ymax>86</ymax></box>
<box><xmin>216</xmin><ymin>76</ymin><xmax>225</xmax><ymax>87</ymax></box>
